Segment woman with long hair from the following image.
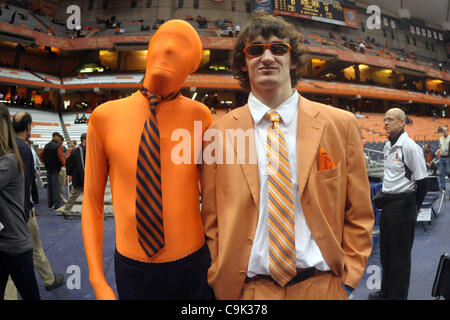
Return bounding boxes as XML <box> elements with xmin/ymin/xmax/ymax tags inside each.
<box><xmin>0</xmin><ymin>103</ymin><xmax>40</xmax><ymax>300</ymax></box>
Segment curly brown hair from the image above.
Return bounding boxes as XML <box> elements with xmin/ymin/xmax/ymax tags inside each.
<box><xmin>231</xmin><ymin>11</ymin><xmax>304</xmax><ymax>90</ymax></box>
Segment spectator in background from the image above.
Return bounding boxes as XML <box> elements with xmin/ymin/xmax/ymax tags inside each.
<box><xmin>11</xmin><ymin>113</ymin><xmax>34</xmax><ymax>221</ymax></box>
<box><xmin>59</xmin><ymin>136</ymin><xmax>67</xmax><ymax>202</ymax></box>
<box><xmin>370</xmin><ymin>108</ymin><xmax>428</xmax><ymax>300</ymax></box>
<box><xmin>235</xmin><ymin>24</ymin><xmax>240</xmax><ymax>36</ymax></box>
<box><xmin>0</xmin><ymin>104</ymin><xmax>40</xmax><ymax>300</ymax></box>
<box><xmin>5</xmin><ymin>112</ymin><xmax>64</xmax><ymax>300</ymax></box>
<box><xmin>359</xmin><ymin>41</ymin><xmax>366</xmax><ymax>53</ymax></box>
<box><xmin>438</xmin><ymin>126</ymin><xmax>450</xmax><ymax>191</ymax></box>
<box><xmin>27</xmin><ymin>140</ymin><xmax>40</xmax><ymax>205</ymax></box>
<box><xmin>432</xmin><ymin>110</ymin><xmax>437</xmax><ymax>121</ymax></box>
<box><xmin>39</xmin><ymin>132</ymin><xmax>65</xmax><ymax>211</ymax></box>
<box><xmin>10</xmin><ymin>11</ymin><xmax>16</xmax><ymax>24</ymax></box>
<box><xmin>227</xmin><ymin>25</ymin><xmax>233</xmax><ymax>37</ymax></box>
<box><xmin>57</xmin><ymin>134</ymin><xmax>86</xmax><ymax>220</ymax></box>
<box><xmin>67</xmin><ymin>140</ymin><xmax>77</xmax><ymax>157</ymax></box>
<box><xmin>423</xmin><ymin>144</ymin><xmax>437</xmax><ymax>176</ymax></box>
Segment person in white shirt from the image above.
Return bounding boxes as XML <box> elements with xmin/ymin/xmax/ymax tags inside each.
<box><xmin>438</xmin><ymin>126</ymin><xmax>450</xmax><ymax>190</ymax></box>
<box><xmin>369</xmin><ymin>108</ymin><xmax>428</xmax><ymax>300</ymax></box>
<box><xmin>235</xmin><ymin>24</ymin><xmax>240</xmax><ymax>36</ymax></box>
<box><xmin>201</xmin><ymin>12</ymin><xmax>374</xmax><ymax>300</ymax></box>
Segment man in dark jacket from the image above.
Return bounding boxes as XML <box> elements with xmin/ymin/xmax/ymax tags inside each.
<box><xmin>39</xmin><ymin>132</ymin><xmax>65</xmax><ymax>210</ymax></box>
<box><xmin>57</xmin><ymin>133</ymin><xmax>86</xmax><ymax>219</ymax></box>
<box><xmin>8</xmin><ymin>112</ymin><xmax>64</xmax><ymax>297</ymax></box>
<box><xmin>11</xmin><ymin>113</ymin><xmax>33</xmax><ymax>223</ymax></box>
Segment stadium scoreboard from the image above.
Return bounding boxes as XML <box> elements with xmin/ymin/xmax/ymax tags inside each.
<box><xmin>273</xmin><ymin>0</ymin><xmax>346</xmax><ymax>25</ymax></box>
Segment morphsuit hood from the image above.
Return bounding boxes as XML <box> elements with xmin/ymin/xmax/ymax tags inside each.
<box><xmin>143</xmin><ymin>20</ymin><xmax>203</xmax><ymax>97</ymax></box>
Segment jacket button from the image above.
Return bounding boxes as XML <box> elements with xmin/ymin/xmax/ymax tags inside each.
<box><xmin>248</xmin><ymin>238</ymin><xmax>253</xmax><ymax>245</ymax></box>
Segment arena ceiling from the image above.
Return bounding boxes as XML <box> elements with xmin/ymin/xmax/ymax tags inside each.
<box><xmin>358</xmin><ymin>0</ymin><xmax>450</xmax><ymax>28</ymax></box>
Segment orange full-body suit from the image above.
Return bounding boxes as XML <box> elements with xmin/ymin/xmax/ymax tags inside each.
<box><xmin>81</xmin><ymin>20</ymin><xmax>213</xmax><ymax>300</ymax></box>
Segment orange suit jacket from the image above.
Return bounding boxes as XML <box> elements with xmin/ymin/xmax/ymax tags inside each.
<box><xmin>201</xmin><ymin>94</ymin><xmax>374</xmax><ymax>300</ymax></box>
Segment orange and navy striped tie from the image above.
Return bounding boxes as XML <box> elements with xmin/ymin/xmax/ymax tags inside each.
<box><xmin>136</xmin><ymin>87</ymin><xmax>180</xmax><ymax>258</ymax></box>
<box><xmin>265</xmin><ymin>110</ymin><xmax>297</xmax><ymax>287</ymax></box>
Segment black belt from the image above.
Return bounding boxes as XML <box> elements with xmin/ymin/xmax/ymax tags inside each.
<box><xmin>381</xmin><ymin>191</ymin><xmax>416</xmax><ymax>201</ymax></box>
<box><xmin>245</xmin><ymin>268</ymin><xmax>331</xmax><ymax>287</ymax></box>
<box><xmin>441</xmin><ymin>155</ymin><xmax>449</xmax><ymax>158</ymax></box>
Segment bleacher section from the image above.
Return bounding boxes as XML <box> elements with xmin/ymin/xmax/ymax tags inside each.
<box><xmin>0</xmin><ymin>4</ymin><xmax>43</xmax><ymax>33</ymax></box>
<box><xmin>356</xmin><ymin>112</ymin><xmax>449</xmax><ymax>164</ymax></box>
<box><xmin>357</xmin><ymin>113</ymin><xmax>449</xmax><ymax>143</ymax></box>
<box><xmin>62</xmin><ymin>112</ymin><xmax>88</xmax><ymax>143</ymax></box>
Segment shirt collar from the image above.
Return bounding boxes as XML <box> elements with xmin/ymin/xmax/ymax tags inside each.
<box><xmin>388</xmin><ymin>128</ymin><xmax>404</xmax><ymax>146</ymax></box>
<box><xmin>387</xmin><ymin>130</ymin><xmax>408</xmax><ymax>148</ymax></box>
<box><xmin>248</xmin><ymin>90</ymin><xmax>299</xmax><ymax>126</ymax></box>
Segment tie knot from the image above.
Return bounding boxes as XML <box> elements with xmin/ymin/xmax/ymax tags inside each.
<box><xmin>266</xmin><ymin>110</ymin><xmax>281</xmax><ymax>124</ymax></box>
<box><xmin>140</xmin><ymin>87</ymin><xmax>180</xmax><ymax>108</ymax></box>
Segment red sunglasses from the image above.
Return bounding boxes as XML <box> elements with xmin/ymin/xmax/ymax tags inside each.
<box><xmin>243</xmin><ymin>42</ymin><xmax>291</xmax><ymax>57</ymax></box>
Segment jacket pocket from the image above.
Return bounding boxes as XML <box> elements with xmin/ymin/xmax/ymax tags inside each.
<box><xmin>316</xmin><ymin>162</ymin><xmax>341</xmax><ymax>182</ymax></box>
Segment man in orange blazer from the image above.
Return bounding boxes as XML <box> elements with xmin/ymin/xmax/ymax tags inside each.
<box><xmin>201</xmin><ymin>12</ymin><xmax>374</xmax><ymax>300</ymax></box>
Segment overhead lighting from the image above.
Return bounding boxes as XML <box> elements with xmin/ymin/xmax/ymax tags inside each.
<box><xmin>359</xmin><ymin>64</ymin><xmax>369</xmax><ymax>70</ymax></box>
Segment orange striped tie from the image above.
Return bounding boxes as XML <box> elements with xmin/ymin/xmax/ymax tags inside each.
<box><xmin>265</xmin><ymin>110</ymin><xmax>297</xmax><ymax>287</ymax></box>
<box><xmin>136</xmin><ymin>87</ymin><xmax>179</xmax><ymax>258</ymax></box>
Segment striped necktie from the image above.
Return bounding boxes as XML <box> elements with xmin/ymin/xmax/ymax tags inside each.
<box><xmin>265</xmin><ymin>110</ymin><xmax>297</xmax><ymax>287</ymax></box>
<box><xmin>136</xmin><ymin>87</ymin><xmax>180</xmax><ymax>258</ymax></box>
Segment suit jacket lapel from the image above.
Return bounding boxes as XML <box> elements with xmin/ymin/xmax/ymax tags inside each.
<box><xmin>230</xmin><ymin>105</ymin><xmax>260</xmax><ymax>210</ymax></box>
<box><xmin>297</xmin><ymin>95</ymin><xmax>325</xmax><ymax>198</ymax></box>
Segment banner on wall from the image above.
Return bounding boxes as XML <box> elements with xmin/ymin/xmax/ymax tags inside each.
<box><xmin>254</xmin><ymin>0</ymin><xmax>272</xmax><ymax>13</ymax></box>
<box><xmin>343</xmin><ymin>8</ymin><xmax>358</xmax><ymax>29</ymax></box>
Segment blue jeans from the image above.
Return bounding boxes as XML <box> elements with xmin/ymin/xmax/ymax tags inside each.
<box><xmin>439</xmin><ymin>157</ymin><xmax>450</xmax><ymax>190</ymax></box>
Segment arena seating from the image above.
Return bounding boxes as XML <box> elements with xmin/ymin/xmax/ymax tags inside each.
<box><xmin>62</xmin><ymin>112</ymin><xmax>88</xmax><ymax>143</ymax></box>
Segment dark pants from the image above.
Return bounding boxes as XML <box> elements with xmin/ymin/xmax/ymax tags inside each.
<box><xmin>380</xmin><ymin>193</ymin><xmax>417</xmax><ymax>300</ymax></box>
<box><xmin>0</xmin><ymin>249</ymin><xmax>41</xmax><ymax>300</ymax></box>
<box><xmin>114</xmin><ymin>243</ymin><xmax>214</xmax><ymax>300</ymax></box>
<box><xmin>47</xmin><ymin>172</ymin><xmax>63</xmax><ymax>209</ymax></box>
<box><xmin>31</xmin><ymin>176</ymin><xmax>39</xmax><ymax>204</ymax></box>
<box><xmin>439</xmin><ymin>157</ymin><xmax>450</xmax><ymax>190</ymax></box>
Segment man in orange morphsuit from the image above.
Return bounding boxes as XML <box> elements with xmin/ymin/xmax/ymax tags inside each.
<box><xmin>81</xmin><ymin>20</ymin><xmax>214</xmax><ymax>300</ymax></box>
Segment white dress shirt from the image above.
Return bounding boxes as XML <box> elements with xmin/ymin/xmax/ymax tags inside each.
<box><xmin>246</xmin><ymin>91</ymin><xmax>330</xmax><ymax>277</ymax></box>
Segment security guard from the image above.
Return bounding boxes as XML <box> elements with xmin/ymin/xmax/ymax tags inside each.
<box><xmin>369</xmin><ymin>108</ymin><xmax>428</xmax><ymax>300</ymax></box>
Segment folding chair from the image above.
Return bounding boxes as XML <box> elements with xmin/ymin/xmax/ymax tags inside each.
<box><xmin>427</xmin><ymin>176</ymin><xmax>444</xmax><ymax>216</ymax></box>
